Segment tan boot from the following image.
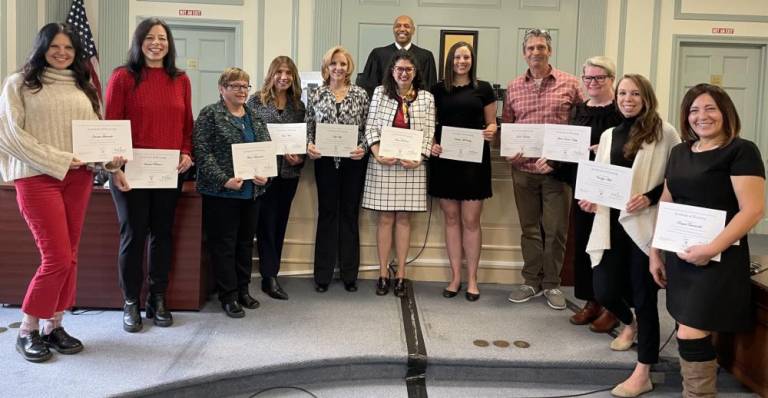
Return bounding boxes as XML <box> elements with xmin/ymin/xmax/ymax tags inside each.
<box><xmin>680</xmin><ymin>358</ymin><xmax>718</xmax><ymax>397</ymax></box>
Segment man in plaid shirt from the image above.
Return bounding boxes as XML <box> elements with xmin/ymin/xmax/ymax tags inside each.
<box><xmin>502</xmin><ymin>29</ymin><xmax>585</xmax><ymax>311</ymax></box>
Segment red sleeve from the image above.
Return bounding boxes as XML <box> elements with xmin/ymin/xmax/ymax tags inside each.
<box><xmin>180</xmin><ymin>74</ymin><xmax>194</xmax><ymax>156</ymax></box>
<box><xmin>105</xmin><ymin>68</ymin><xmax>128</xmax><ymax>121</ymax></box>
<box><xmin>502</xmin><ymin>81</ymin><xmax>515</xmax><ymax>123</ymax></box>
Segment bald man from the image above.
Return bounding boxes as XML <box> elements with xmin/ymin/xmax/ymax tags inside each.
<box><xmin>356</xmin><ymin>15</ymin><xmax>437</xmax><ymax>97</ymax></box>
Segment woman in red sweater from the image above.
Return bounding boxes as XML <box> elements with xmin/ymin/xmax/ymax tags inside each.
<box><xmin>105</xmin><ymin>18</ymin><xmax>194</xmax><ymax>333</ymax></box>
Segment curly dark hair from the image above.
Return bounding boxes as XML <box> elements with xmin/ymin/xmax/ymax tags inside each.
<box><xmin>21</xmin><ymin>22</ymin><xmax>100</xmax><ymax>116</ymax></box>
<box><xmin>382</xmin><ymin>50</ymin><xmax>422</xmax><ymax>100</ymax></box>
<box><xmin>122</xmin><ymin>18</ymin><xmax>183</xmax><ymax>87</ymax></box>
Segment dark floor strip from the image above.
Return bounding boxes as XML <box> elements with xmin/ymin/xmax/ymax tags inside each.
<box><xmin>401</xmin><ymin>279</ymin><xmax>428</xmax><ymax>398</ymax></box>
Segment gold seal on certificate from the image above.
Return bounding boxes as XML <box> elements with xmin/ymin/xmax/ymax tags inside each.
<box><xmin>652</xmin><ymin>202</ymin><xmax>727</xmax><ymax>262</ymax></box>
<box><xmin>72</xmin><ymin>120</ymin><xmax>133</xmax><ymax>162</ymax></box>
<box><xmin>439</xmin><ymin>126</ymin><xmax>484</xmax><ymax>163</ymax></box>
<box><xmin>124</xmin><ymin>149</ymin><xmax>179</xmax><ymax>189</ymax></box>
<box><xmin>378</xmin><ymin>126</ymin><xmax>423</xmax><ymax>161</ymax></box>
<box><xmin>574</xmin><ymin>161</ymin><xmax>633</xmax><ymax>210</ymax></box>
<box><xmin>231</xmin><ymin>141</ymin><xmax>278</xmax><ymax>178</ymax></box>
<box><xmin>315</xmin><ymin>123</ymin><xmax>358</xmax><ymax>158</ymax></box>
<box><xmin>266</xmin><ymin>123</ymin><xmax>307</xmax><ymax>155</ymax></box>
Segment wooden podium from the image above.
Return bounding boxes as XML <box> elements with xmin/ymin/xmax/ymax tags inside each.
<box><xmin>0</xmin><ymin>182</ymin><xmax>209</xmax><ymax>310</ymax></box>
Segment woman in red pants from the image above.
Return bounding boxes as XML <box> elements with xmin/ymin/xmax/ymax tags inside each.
<box><xmin>0</xmin><ymin>23</ymin><xmax>123</xmax><ymax>362</ymax></box>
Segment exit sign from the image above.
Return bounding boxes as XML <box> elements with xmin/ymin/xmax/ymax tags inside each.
<box><xmin>712</xmin><ymin>27</ymin><xmax>734</xmax><ymax>34</ymax></box>
<box><xmin>179</xmin><ymin>9</ymin><xmax>202</xmax><ymax>16</ymax></box>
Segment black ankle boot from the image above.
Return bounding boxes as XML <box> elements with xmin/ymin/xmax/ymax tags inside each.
<box><xmin>16</xmin><ymin>331</ymin><xmax>52</xmax><ymax>363</ymax></box>
<box><xmin>145</xmin><ymin>293</ymin><xmax>173</xmax><ymax>327</ymax></box>
<box><xmin>123</xmin><ymin>299</ymin><xmax>142</xmax><ymax>333</ymax></box>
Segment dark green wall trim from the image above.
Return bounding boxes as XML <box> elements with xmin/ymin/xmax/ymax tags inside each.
<box><xmin>98</xmin><ymin>0</ymin><xmax>130</xmax><ymax>96</ymax></box>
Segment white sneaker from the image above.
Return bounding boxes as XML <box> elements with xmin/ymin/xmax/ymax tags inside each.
<box><xmin>544</xmin><ymin>288</ymin><xmax>566</xmax><ymax>310</ymax></box>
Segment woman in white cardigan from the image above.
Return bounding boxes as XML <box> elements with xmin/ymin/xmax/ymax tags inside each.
<box><xmin>362</xmin><ymin>50</ymin><xmax>435</xmax><ymax>297</ymax></box>
<box><xmin>581</xmin><ymin>74</ymin><xmax>680</xmax><ymax>397</ymax></box>
<box><xmin>0</xmin><ymin>23</ymin><xmax>123</xmax><ymax>363</ymax></box>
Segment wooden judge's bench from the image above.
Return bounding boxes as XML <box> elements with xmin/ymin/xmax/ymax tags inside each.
<box><xmin>0</xmin><ymin>182</ymin><xmax>209</xmax><ymax>310</ymax></box>
<box><xmin>713</xmin><ymin>256</ymin><xmax>768</xmax><ymax>397</ymax></box>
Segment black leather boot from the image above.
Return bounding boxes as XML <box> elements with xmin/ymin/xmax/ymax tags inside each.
<box><xmin>145</xmin><ymin>293</ymin><xmax>173</xmax><ymax>327</ymax></box>
<box><xmin>123</xmin><ymin>299</ymin><xmax>143</xmax><ymax>333</ymax></box>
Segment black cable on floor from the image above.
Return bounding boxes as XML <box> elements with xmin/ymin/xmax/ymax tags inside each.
<box><xmin>248</xmin><ymin>386</ymin><xmax>318</xmax><ymax>397</ymax></box>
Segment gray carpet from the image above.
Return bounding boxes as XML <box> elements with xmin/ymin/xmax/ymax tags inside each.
<box><xmin>0</xmin><ymin>278</ymin><xmax>755</xmax><ymax>397</ymax></box>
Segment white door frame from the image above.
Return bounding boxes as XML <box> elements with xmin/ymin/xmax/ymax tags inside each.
<box><xmin>135</xmin><ymin>16</ymin><xmax>244</xmax><ymax>70</ymax></box>
<box><xmin>669</xmin><ymin>35</ymin><xmax>768</xmax><ymax>149</ymax></box>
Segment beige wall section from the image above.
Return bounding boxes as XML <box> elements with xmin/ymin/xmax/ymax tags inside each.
<box><xmin>605</xmin><ymin>0</ymin><xmax>768</xmax><ymax>120</ymax></box>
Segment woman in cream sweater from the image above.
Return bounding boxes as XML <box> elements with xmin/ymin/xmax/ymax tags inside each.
<box><xmin>0</xmin><ymin>23</ymin><xmax>123</xmax><ymax>363</ymax></box>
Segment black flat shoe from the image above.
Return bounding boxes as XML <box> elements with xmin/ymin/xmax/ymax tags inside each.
<box><xmin>41</xmin><ymin>327</ymin><xmax>83</xmax><ymax>354</ymax></box>
<box><xmin>146</xmin><ymin>293</ymin><xmax>173</xmax><ymax>327</ymax></box>
<box><xmin>261</xmin><ymin>277</ymin><xmax>289</xmax><ymax>300</ymax></box>
<box><xmin>222</xmin><ymin>300</ymin><xmax>245</xmax><ymax>318</ymax></box>
<box><xmin>315</xmin><ymin>283</ymin><xmax>329</xmax><ymax>293</ymax></box>
<box><xmin>442</xmin><ymin>283</ymin><xmax>462</xmax><ymax>298</ymax></box>
<box><xmin>16</xmin><ymin>331</ymin><xmax>52</xmax><ymax>363</ymax></box>
<box><xmin>393</xmin><ymin>278</ymin><xmax>406</xmax><ymax>297</ymax></box>
<box><xmin>123</xmin><ymin>299</ymin><xmax>142</xmax><ymax>333</ymax></box>
<box><xmin>465</xmin><ymin>291</ymin><xmax>480</xmax><ymax>302</ymax></box>
<box><xmin>375</xmin><ymin>277</ymin><xmax>390</xmax><ymax>296</ymax></box>
<box><xmin>344</xmin><ymin>282</ymin><xmax>358</xmax><ymax>292</ymax></box>
<box><xmin>238</xmin><ymin>292</ymin><xmax>260</xmax><ymax>309</ymax></box>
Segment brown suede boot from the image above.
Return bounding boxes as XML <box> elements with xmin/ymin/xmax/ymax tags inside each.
<box><xmin>680</xmin><ymin>358</ymin><xmax>718</xmax><ymax>397</ymax></box>
<box><xmin>570</xmin><ymin>301</ymin><xmax>603</xmax><ymax>325</ymax></box>
<box><xmin>589</xmin><ymin>308</ymin><xmax>620</xmax><ymax>333</ymax></box>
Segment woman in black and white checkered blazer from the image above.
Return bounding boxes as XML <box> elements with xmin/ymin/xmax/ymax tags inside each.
<box><xmin>362</xmin><ymin>50</ymin><xmax>435</xmax><ymax>297</ymax></box>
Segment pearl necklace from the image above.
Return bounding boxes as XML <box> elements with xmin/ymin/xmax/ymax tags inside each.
<box><xmin>693</xmin><ymin>140</ymin><xmax>719</xmax><ymax>153</ymax></box>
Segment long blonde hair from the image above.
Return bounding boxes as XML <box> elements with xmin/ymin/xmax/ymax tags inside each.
<box><xmin>260</xmin><ymin>56</ymin><xmax>302</xmax><ymax>108</ymax></box>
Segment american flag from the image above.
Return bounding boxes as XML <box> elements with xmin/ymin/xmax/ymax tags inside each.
<box><xmin>66</xmin><ymin>0</ymin><xmax>101</xmax><ymax>102</ymax></box>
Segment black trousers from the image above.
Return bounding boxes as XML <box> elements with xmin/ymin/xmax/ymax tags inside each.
<box><xmin>110</xmin><ymin>177</ymin><xmax>181</xmax><ymax>301</ymax></box>
<box><xmin>313</xmin><ymin>156</ymin><xmax>367</xmax><ymax>285</ymax></box>
<box><xmin>593</xmin><ymin>209</ymin><xmax>660</xmax><ymax>364</ymax></box>
<box><xmin>202</xmin><ymin>194</ymin><xmax>260</xmax><ymax>303</ymax></box>
<box><xmin>257</xmin><ymin>176</ymin><xmax>300</xmax><ymax>279</ymax></box>
<box><xmin>572</xmin><ymin>202</ymin><xmax>597</xmax><ymax>300</ymax></box>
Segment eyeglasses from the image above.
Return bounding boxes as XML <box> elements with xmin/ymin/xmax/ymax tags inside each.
<box><xmin>394</xmin><ymin>66</ymin><xmax>415</xmax><ymax>74</ymax></box>
<box><xmin>226</xmin><ymin>84</ymin><xmax>252</xmax><ymax>91</ymax></box>
<box><xmin>581</xmin><ymin>75</ymin><xmax>610</xmax><ymax>84</ymax></box>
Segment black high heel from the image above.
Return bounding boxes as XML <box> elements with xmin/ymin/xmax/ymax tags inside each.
<box><xmin>393</xmin><ymin>278</ymin><xmax>406</xmax><ymax>297</ymax></box>
<box><xmin>375</xmin><ymin>277</ymin><xmax>391</xmax><ymax>296</ymax></box>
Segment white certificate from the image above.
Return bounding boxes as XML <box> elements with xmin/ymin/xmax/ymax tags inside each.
<box><xmin>315</xmin><ymin>123</ymin><xmax>359</xmax><ymax>158</ymax></box>
<box><xmin>439</xmin><ymin>126</ymin><xmax>484</xmax><ymax>163</ymax></box>
<box><xmin>500</xmin><ymin>123</ymin><xmax>544</xmax><ymax>158</ymax></box>
<box><xmin>542</xmin><ymin>124</ymin><xmax>591</xmax><ymax>163</ymax></box>
<box><xmin>652</xmin><ymin>202</ymin><xmax>727</xmax><ymax>262</ymax></box>
<box><xmin>267</xmin><ymin>123</ymin><xmax>307</xmax><ymax>155</ymax></box>
<box><xmin>124</xmin><ymin>149</ymin><xmax>179</xmax><ymax>189</ymax></box>
<box><xmin>72</xmin><ymin>120</ymin><xmax>133</xmax><ymax>162</ymax></box>
<box><xmin>574</xmin><ymin>161</ymin><xmax>633</xmax><ymax>210</ymax></box>
<box><xmin>378</xmin><ymin>126</ymin><xmax>423</xmax><ymax>161</ymax></box>
<box><xmin>231</xmin><ymin>141</ymin><xmax>278</xmax><ymax>178</ymax></box>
